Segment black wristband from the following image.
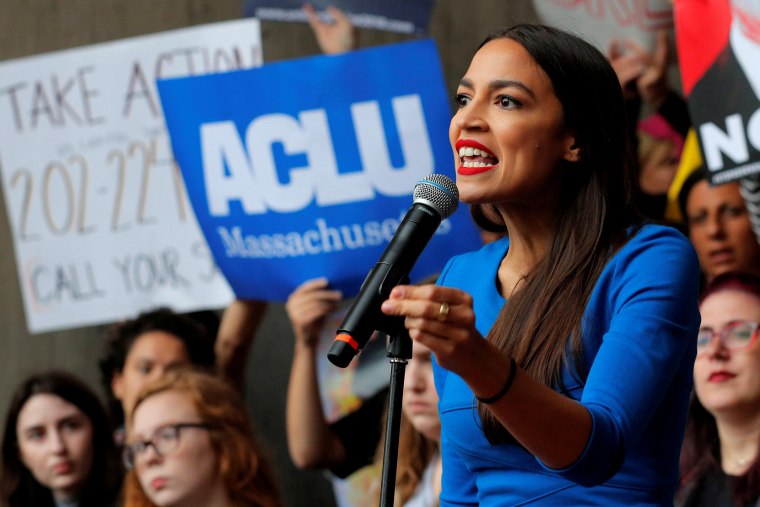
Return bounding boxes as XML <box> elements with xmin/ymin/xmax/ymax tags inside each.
<box><xmin>476</xmin><ymin>357</ymin><xmax>517</xmax><ymax>404</ymax></box>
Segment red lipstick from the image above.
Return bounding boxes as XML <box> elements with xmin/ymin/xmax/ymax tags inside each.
<box><xmin>455</xmin><ymin>139</ymin><xmax>495</xmax><ymax>155</ymax></box>
<box><xmin>455</xmin><ymin>139</ymin><xmax>498</xmax><ymax>176</ymax></box>
<box><xmin>708</xmin><ymin>371</ymin><xmax>736</xmax><ymax>383</ymax></box>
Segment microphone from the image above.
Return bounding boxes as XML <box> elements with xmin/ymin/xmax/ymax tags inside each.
<box><xmin>327</xmin><ymin>174</ymin><xmax>459</xmax><ymax>368</ymax></box>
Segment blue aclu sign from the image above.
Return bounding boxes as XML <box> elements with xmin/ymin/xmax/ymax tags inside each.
<box><xmin>157</xmin><ymin>39</ymin><xmax>482</xmax><ymax>301</ymax></box>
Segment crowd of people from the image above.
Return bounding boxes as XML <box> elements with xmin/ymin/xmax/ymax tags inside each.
<box><xmin>3</xmin><ymin>3</ymin><xmax>760</xmax><ymax>507</ymax></box>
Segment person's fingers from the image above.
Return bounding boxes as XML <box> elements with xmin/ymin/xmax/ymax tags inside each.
<box><xmin>652</xmin><ymin>30</ymin><xmax>669</xmax><ymax>69</ymax></box>
<box><xmin>387</xmin><ymin>284</ymin><xmax>472</xmax><ymax>306</ymax></box>
<box><xmin>288</xmin><ymin>288</ymin><xmax>341</xmax><ymax>316</ymax></box>
<box><xmin>315</xmin><ymin>4</ymin><xmax>356</xmax><ymax>53</ymax></box>
<box><xmin>381</xmin><ymin>285</ymin><xmax>475</xmax><ymax>329</ymax></box>
<box><xmin>287</xmin><ymin>284</ymin><xmax>314</xmax><ymax>313</ymax></box>
<box><xmin>287</xmin><ymin>279</ymin><xmax>331</xmax><ymax>317</ymax></box>
<box><xmin>312</xmin><ymin>290</ymin><xmax>343</xmax><ymax>309</ymax></box>
<box><xmin>635</xmin><ymin>32</ymin><xmax>669</xmax><ymax>106</ymax></box>
<box><xmin>403</xmin><ymin>317</ymin><xmax>471</xmax><ymax>343</ymax></box>
<box><xmin>300</xmin><ymin>298</ymin><xmax>336</xmax><ymax>322</ymax></box>
<box><xmin>326</xmin><ymin>4</ymin><xmax>349</xmax><ymax>25</ymax></box>
<box><xmin>291</xmin><ymin>297</ymin><xmax>338</xmax><ymax>340</ymax></box>
<box><xmin>608</xmin><ymin>39</ymin><xmax>622</xmax><ymax>60</ymax></box>
<box><xmin>622</xmin><ymin>39</ymin><xmax>647</xmax><ymax>61</ymax></box>
<box><xmin>613</xmin><ymin>55</ymin><xmax>644</xmax><ymax>83</ymax></box>
<box><xmin>289</xmin><ymin>279</ymin><xmax>340</xmax><ymax>302</ymax></box>
<box><xmin>380</xmin><ymin>297</ymin><xmax>425</xmax><ymax>320</ymax></box>
<box><xmin>293</xmin><ymin>277</ymin><xmax>330</xmax><ymax>293</ymax></box>
<box><xmin>405</xmin><ymin>300</ymin><xmax>459</xmax><ymax>325</ymax></box>
<box><xmin>303</xmin><ymin>3</ymin><xmax>321</xmax><ymax>29</ymax></box>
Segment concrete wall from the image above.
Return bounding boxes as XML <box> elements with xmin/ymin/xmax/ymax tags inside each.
<box><xmin>0</xmin><ymin>1</ymin><xmax>538</xmax><ymax>505</ymax></box>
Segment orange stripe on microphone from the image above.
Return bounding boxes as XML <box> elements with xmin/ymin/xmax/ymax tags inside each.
<box><xmin>335</xmin><ymin>334</ymin><xmax>359</xmax><ymax>351</ymax></box>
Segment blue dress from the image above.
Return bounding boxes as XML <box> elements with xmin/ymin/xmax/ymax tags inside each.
<box><xmin>434</xmin><ymin>224</ymin><xmax>701</xmax><ymax>506</ymax></box>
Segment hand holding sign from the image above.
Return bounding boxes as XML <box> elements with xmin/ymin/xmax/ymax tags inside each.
<box><xmin>158</xmin><ymin>39</ymin><xmax>482</xmax><ymax>302</ymax></box>
<box><xmin>609</xmin><ymin>30</ymin><xmax>670</xmax><ymax>107</ymax></box>
<box><xmin>303</xmin><ymin>3</ymin><xmax>358</xmax><ymax>54</ymax></box>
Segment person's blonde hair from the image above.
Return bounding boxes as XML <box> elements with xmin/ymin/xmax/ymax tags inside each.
<box><xmin>123</xmin><ymin>367</ymin><xmax>282</xmax><ymax>507</ymax></box>
<box><xmin>371</xmin><ymin>411</ymin><xmax>439</xmax><ymax>506</ymax></box>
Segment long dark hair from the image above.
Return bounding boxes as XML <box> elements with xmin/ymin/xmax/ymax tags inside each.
<box><xmin>679</xmin><ymin>272</ymin><xmax>760</xmax><ymax>505</ymax></box>
<box><xmin>1</xmin><ymin>371</ymin><xmax>122</xmax><ymax>507</ymax></box>
<box><xmin>471</xmin><ymin>24</ymin><xmax>640</xmax><ymax>442</ymax></box>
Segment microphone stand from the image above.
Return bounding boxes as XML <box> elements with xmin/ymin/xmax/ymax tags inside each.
<box><xmin>328</xmin><ymin>270</ymin><xmax>424</xmax><ymax>506</ymax></box>
<box><xmin>378</xmin><ymin>325</ymin><xmax>412</xmax><ymax>507</ymax></box>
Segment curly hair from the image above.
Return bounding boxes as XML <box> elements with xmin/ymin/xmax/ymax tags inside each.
<box><xmin>123</xmin><ymin>367</ymin><xmax>282</xmax><ymax>507</ymax></box>
<box><xmin>98</xmin><ymin>307</ymin><xmax>216</xmax><ymax>426</ymax></box>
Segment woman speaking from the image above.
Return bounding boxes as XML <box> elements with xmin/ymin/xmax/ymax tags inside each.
<box><xmin>381</xmin><ymin>24</ymin><xmax>701</xmax><ymax>506</ymax></box>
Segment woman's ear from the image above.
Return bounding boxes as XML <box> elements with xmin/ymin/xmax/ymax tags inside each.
<box><xmin>563</xmin><ymin>138</ymin><xmax>581</xmax><ymax>163</ymax></box>
<box><xmin>111</xmin><ymin>372</ymin><xmax>124</xmax><ymax>401</ymax></box>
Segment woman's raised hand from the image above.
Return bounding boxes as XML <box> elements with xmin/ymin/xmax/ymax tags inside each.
<box><xmin>381</xmin><ymin>284</ymin><xmax>494</xmax><ymax>378</ymax></box>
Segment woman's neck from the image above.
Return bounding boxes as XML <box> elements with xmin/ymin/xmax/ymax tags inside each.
<box><xmin>497</xmin><ymin>205</ymin><xmax>555</xmax><ymax>297</ymax></box>
<box><xmin>431</xmin><ymin>446</ymin><xmax>442</xmax><ymax>501</ymax></box>
<box><xmin>715</xmin><ymin>411</ymin><xmax>760</xmax><ymax>475</ymax></box>
<box><xmin>52</xmin><ymin>494</ymin><xmax>80</xmax><ymax>507</ymax></box>
<box><xmin>187</xmin><ymin>482</ymin><xmax>233</xmax><ymax>507</ymax></box>
<box><xmin>52</xmin><ymin>487</ymin><xmax>81</xmax><ymax>506</ymax></box>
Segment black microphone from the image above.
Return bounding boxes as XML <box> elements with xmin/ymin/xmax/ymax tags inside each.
<box><xmin>327</xmin><ymin>174</ymin><xmax>459</xmax><ymax>368</ymax></box>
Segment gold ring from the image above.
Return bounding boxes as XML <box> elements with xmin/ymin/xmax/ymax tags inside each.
<box><xmin>437</xmin><ymin>302</ymin><xmax>450</xmax><ymax>322</ymax></box>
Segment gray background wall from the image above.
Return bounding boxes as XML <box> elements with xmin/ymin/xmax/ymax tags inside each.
<box><xmin>0</xmin><ymin>1</ymin><xmax>538</xmax><ymax>505</ymax></box>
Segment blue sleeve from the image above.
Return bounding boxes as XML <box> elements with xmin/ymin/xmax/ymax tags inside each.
<box><xmin>543</xmin><ymin>227</ymin><xmax>701</xmax><ymax>485</ymax></box>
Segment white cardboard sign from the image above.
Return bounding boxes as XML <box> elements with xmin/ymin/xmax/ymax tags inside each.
<box><xmin>0</xmin><ymin>19</ymin><xmax>263</xmax><ymax>333</ymax></box>
<box><xmin>532</xmin><ymin>0</ymin><xmax>674</xmax><ymax>52</ymax></box>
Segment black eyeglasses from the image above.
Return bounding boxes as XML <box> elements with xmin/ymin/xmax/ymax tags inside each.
<box><xmin>697</xmin><ymin>320</ymin><xmax>759</xmax><ymax>354</ymax></box>
<box><xmin>122</xmin><ymin>422</ymin><xmax>211</xmax><ymax>470</ymax></box>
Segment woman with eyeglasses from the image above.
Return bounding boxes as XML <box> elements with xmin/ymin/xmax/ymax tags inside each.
<box><xmin>677</xmin><ymin>272</ymin><xmax>760</xmax><ymax>507</ymax></box>
<box><xmin>122</xmin><ymin>367</ymin><xmax>282</xmax><ymax>507</ymax></box>
<box><xmin>0</xmin><ymin>371</ymin><xmax>122</xmax><ymax>507</ymax></box>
